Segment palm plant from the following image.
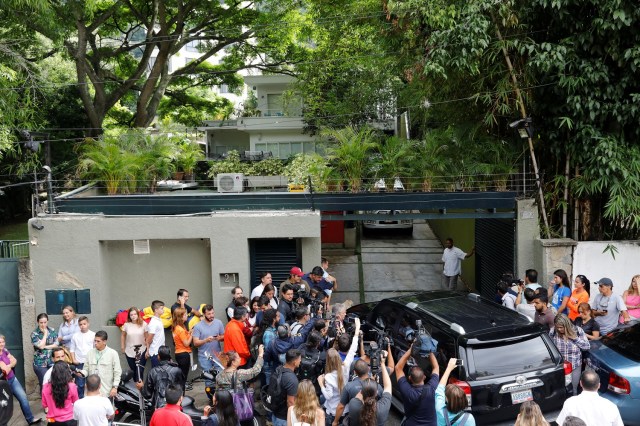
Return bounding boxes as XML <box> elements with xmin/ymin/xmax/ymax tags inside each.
<box><xmin>76</xmin><ymin>137</ymin><xmax>140</xmax><ymax>195</ymax></box>
<box><xmin>176</xmin><ymin>139</ymin><xmax>205</xmax><ymax>180</ymax></box>
<box><xmin>408</xmin><ymin>128</ymin><xmax>452</xmax><ymax>191</ymax></box>
<box><xmin>322</xmin><ymin>125</ymin><xmax>378</xmax><ymax>192</ymax></box>
<box><xmin>371</xmin><ymin>136</ymin><xmax>413</xmax><ymax>189</ymax></box>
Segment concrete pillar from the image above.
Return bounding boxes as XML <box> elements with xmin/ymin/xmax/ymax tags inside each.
<box><xmin>516</xmin><ymin>199</ymin><xmax>540</xmax><ymax>278</ymax></box>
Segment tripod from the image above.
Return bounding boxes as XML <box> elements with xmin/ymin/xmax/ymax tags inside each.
<box><xmin>133</xmin><ymin>344</ymin><xmax>146</xmax><ymax>426</ymax></box>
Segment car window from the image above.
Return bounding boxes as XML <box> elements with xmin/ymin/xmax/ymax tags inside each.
<box><xmin>372</xmin><ymin>302</ymin><xmax>399</xmax><ymax>332</ymax></box>
<box><xmin>601</xmin><ymin>324</ymin><xmax>640</xmax><ymax>362</ymax></box>
<box><xmin>470</xmin><ymin>336</ymin><xmax>554</xmax><ymax>379</ymax></box>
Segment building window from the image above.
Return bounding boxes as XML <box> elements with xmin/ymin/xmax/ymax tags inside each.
<box><xmin>254</xmin><ymin>141</ymin><xmax>317</xmax><ymax>159</ymax></box>
<box><xmin>186</xmin><ymin>40</ymin><xmax>199</xmax><ymax>52</ymax></box>
<box><xmin>219</xmin><ymin>84</ymin><xmax>230</xmax><ymax>94</ymax></box>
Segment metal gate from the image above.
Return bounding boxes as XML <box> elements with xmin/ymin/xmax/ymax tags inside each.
<box><xmin>0</xmin><ymin>259</ymin><xmax>25</xmax><ymax>383</ymax></box>
<box><xmin>475</xmin><ymin>219</ymin><xmax>516</xmax><ymax>299</ymax></box>
<box><xmin>249</xmin><ymin>239</ymin><xmax>301</xmax><ymax>293</ymax></box>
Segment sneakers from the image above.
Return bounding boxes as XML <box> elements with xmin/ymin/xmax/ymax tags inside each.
<box><xmin>28</xmin><ymin>419</ymin><xmax>43</xmax><ymax>425</ymax></box>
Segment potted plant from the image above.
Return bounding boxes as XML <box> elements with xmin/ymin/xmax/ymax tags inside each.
<box><xmin>176</xmin><ymin>139</ymin><xmax>205</xmax><ymax>181</ymax></box>
<box><xmin>323</xmin><ymin>125</ymin><xmax>378</xmax><ymax>192</ymax></box>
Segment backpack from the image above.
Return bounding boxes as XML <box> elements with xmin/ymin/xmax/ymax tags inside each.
<box><xmin>290</xmin><ymin>321</ymin><xmax>303</xmax><ymax>336</ymax></box>
<box><xmin>296</xmin><ymin>349</ymin><xmax>321</xmax><ymax>382</ymax></box>
<box><xmin>262</xmin><ymin>366</ymin><xmax>286</xmax><ymax>413</ymax></box>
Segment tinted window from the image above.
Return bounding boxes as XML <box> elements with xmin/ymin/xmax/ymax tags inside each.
<box><xmin>471</xmin><ymin>336</ymin><xmax>554</xmax><ymax>379</ymax></box>
<box><xmin>372</xmin><ymin>303</ymin><xmax>399</xmax><ymax>332</ymax></box>
<box><xmin>602</xmin><ymin>324</ymin><xmax>640</xmax><ymax>362</ymax></box>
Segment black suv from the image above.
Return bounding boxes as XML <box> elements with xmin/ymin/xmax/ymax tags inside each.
<box><xmin>347</xmin><ymin>290</ymin><xmax>569</xmax><ymax>425</ymax></box>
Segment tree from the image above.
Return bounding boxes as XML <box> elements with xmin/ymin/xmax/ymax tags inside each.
<box><xmin>13</xmin><ymin>0</ymin><xmax>303</xmax><ymax>133</ymax></box>
<box><xmin>294</xmin><ymin>0</ymin><xmax>401</xmax><ymax>132</ymax></box>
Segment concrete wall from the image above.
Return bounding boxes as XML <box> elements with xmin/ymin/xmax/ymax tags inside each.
<box><xmin>23</xmin><ymin>211</ymin><xmax>321</xmax><ymax>391</ymax></box>
<box><xmin>534</xmin><ymin>238</ymin><xmax>576</xmax><ymax>288</ymax></box>
<box><xmin>573</xmin><ymin>241</ymin><xmax>640</xmax><ymax>301</ymax></box>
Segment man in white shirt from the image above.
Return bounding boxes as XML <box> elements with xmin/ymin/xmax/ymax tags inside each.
<box><xmin>516</xmin><ymin>288</ymin><xmax>536</xmax><ymax>320</ymax></box>
<box><xmin>250</xmin><ymin>272</ymin><xmax>272</xmax><ymax>301</ymax></box>
<box><xmin>73</xmin><ymin>374</ymin><xmax>114</xmax><ymax>426</ymax></box>
<box><xmin>516</xmin><ymin>269</ymin><xmax>542</xmax><ymax>305</ymax></box>
<box><xmin>70</xmin><ymin>316</ymin><xmax>96</xmax><ymax>398</ymax></box>
<box><xmin>42</xmin><ymin>347</ymin><xmax>67</xmax><ymax>384</ymax></box>
<box><xmin>556</xmin><ymin>370</ymin><xmax>623</xmax><ymax>426</ymax></box>
<box><xmin>497</xmin><ymin>281</ymin><xmax>517</xmax><ymax>310</ymax></box>
<box><xmin>441</xmin><ymin>238</ymin><xmax>474</xmax><ymax>291</ymax></box>
<box><xmin>146</xmin><ymin>300</ymin><xmax>166</xmax><ymax>367</ymax></box>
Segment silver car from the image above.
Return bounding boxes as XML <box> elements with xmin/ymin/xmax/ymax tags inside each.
<box><xmin>362</xmin><ymin>210</ymin><xmax>413</xmax><ymax>235</ymax></box>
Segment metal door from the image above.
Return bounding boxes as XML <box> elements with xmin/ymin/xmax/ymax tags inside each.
<box><xmin>0</xmin><ymin>259</ymin><xmax>25</xmax><ymax>383</ymax></box>
<box><xmin>249</xmin><ymin>239</ymin><xmax>301</xmax><ymax>293</ymax></box>
<box><xmin>475</xmin><ymin>219</ymin><xmax>515</xmax><ymax>299</ymax></box>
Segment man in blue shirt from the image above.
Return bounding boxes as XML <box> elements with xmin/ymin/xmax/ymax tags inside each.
<box><xmin>302</xmin><ymin>266</ymin><xmax>334</xmax><ymax>296</ymax></box>
<box><xmin>395</xmin><ymin>343</ymin><xmax>440</xmax><ymax>426</ymax></box>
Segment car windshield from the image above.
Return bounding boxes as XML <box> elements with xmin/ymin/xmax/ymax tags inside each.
<box><xmin>601</xmin><ymin>324</ymin><xmax>640</xmax><ymax>362</ymax></box>
<box><xmin>471</xmin><ymin>336</ymin><xmax>554</xmax><ymax>379</ymax></box>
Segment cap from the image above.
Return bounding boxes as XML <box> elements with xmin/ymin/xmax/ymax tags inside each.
<box><xmin>290</xmin><ymin>267</ymin><xmax>304</xmax><ymax>277</ymax></box>
<box><xmin>596</xmin><ymin>277</ymin><xmax>613</xmax><ymax>287</ymax></box>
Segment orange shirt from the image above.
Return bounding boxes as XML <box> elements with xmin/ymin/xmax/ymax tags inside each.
<box><xmin>172</xmin><ymin>325</ymin><xmax>192</xmax><ymax>354</ymax></box>
<box><xmin>567</xmin><ymin>289</ymin><xmax>590</xmax><ymax>321</ymax></box>
<box><xmin>223</xmin><ymin>319</ymin><xmax>250</xmax><ymax>365</ymax></box>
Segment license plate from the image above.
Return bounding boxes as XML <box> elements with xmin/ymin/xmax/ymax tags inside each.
<box><xmin>511</xmin><ymin>389</ymin><xmax>533</xmax><ymax>404</ymax></box>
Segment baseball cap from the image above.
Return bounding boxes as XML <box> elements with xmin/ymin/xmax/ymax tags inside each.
<box><xmin>596</xmin><ymin>277</ymin><xmax>613</xmax><ymax>287</ymax></box>
<box><xmin>290</xmin><ymin>267</ymin><xmax>303</xmax><ymax>277</ymax></box>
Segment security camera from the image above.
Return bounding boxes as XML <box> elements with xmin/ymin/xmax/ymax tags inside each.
<box><xmin>509</xmin><ymin>119</ymin><xmax>523</xmax><ymax>128</ymax></box>
<box><xmin>31</xmin><ymin>222</ymin><xmax>44</xmax><ymax>231</ymax></box>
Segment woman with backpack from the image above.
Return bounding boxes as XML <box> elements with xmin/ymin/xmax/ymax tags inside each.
<box><xmin>436</xmin><ymin>358</ymin><xmax>476</xmax><ymax>426</ymax></box>
<box><xmin>203</xmin><ymin>390</ymin><xmax>240</xmax><ymax>426</ymax></box>
<box><xmin>287</xmin><ymin>379</ymin><xmax>325</xmax><ymax>426</ymax></box>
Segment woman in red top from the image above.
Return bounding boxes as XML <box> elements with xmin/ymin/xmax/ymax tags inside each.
<box><xmin>42</xmin><ymin>361</ymin><xmax>78</xmax><ymax>425</ymax></box>
<box><xmin>172</xmin><ymin>307</ymin><xmax>193</xmax><ymax>393</ymax></box>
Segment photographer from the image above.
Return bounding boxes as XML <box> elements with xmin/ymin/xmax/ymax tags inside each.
<box><xmin>290</xmin><ymin>306</ymin><xmax>310</xmax><ymax>336</ymax></box>
<box><xmin>395</xmin><ymin>342</ymin><xmax>440</xmax><ymax>425</ymax></box>
<box><xmin>346</xmin><ymin>353</ymin><xmax>393</xmax><ymax>426</ymax></box>
<box><xmin>319</xmin><ymin>317</ymin><xmax>360</xmax><ymax>425</ymax></box>
<box><xmin>265</xmin><ymin>317</ymin><xmax>318</xmax><ymax>367</ymax></box>
<box><xmin>332</xmin><ymin>356</ymin><xmax>390</xmax><ymax>426</ymax></box>
<box><xmin>357</xmin><ymin>336</ymin><xmax>395</xmax><ymax>380</ymax></box>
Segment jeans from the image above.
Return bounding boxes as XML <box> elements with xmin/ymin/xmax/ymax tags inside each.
<box><xmin>150</xmin><ymin>354</ymin><xmax>160</xmax><ymax>368</ymax></box>
<box><xmin>262</xmin><ymin>364</ymin><xmax>273</xmax><ymax>387</ymax></box>
<box><xmin>74</xmin><ymin>363</ymin><xmax>85</xmax><ymax>399</ymax></box>
<box><xmin>9</xmin><ymin>376</ymin><xmax>36</xmax><ymax>423</ymax></box>
<box><xmin>442</xmin><ymin>274</ymin><xmax>459</xmax><ymax>291</ymax></box>
<box><xmin>272</xmin><ymin>414</ymin><xmax>287</xmax><ymax>426</ymax></box>
<box><xmin>33</xmin><ymin>363</ymin><xmax>49</xmax><ymax>391</ymax></box>
<box><xmin>126</xmin><ymin>351</ymin><xmax>148</xmax><ymax>383</ymax></box>
<box><xmin>198</xmin><ymin>355</ymin><xmax>215</xmax><ymax>387</ymax></box>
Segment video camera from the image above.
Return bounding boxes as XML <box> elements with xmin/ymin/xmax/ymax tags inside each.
<box><xmin>68</xmin><ymin>363</ymin><xmax>88</xmax><ymax>378</ymax></box>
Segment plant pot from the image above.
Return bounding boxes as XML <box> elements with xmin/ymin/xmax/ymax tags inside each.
<box><xmin>173</xmin><ymin>171</ymin><xmax>185</xmax><ymax>181</ymax></box>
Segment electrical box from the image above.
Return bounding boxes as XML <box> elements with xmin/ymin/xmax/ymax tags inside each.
<box><xmin>45</xmin><ymin>289</ymin><xmax>91</xmax><ymax>314</ymax></box>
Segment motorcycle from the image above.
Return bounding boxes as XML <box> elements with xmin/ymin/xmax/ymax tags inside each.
<box><xmin>114</xmin><ymin>369</ymin><xmax>210</xmax><ymax>425</ymax></box>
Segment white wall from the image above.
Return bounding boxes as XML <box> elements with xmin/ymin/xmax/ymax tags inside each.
<box><xmin>573</xmin><ymin>241</ymin><xmax>640</xmax><ymax>301</ymax></box>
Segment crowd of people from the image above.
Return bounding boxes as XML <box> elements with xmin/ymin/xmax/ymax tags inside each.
<box><xmin>1</xmin><ymin>257</ymin><xmax>636</xmax><ymax>426</ymax></box>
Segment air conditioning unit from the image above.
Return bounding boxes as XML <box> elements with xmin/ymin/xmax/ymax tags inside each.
<box><xmin>217</xmin><ymin>173</ymin><xmax>245</xmax><ymax>193</ymax></box>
